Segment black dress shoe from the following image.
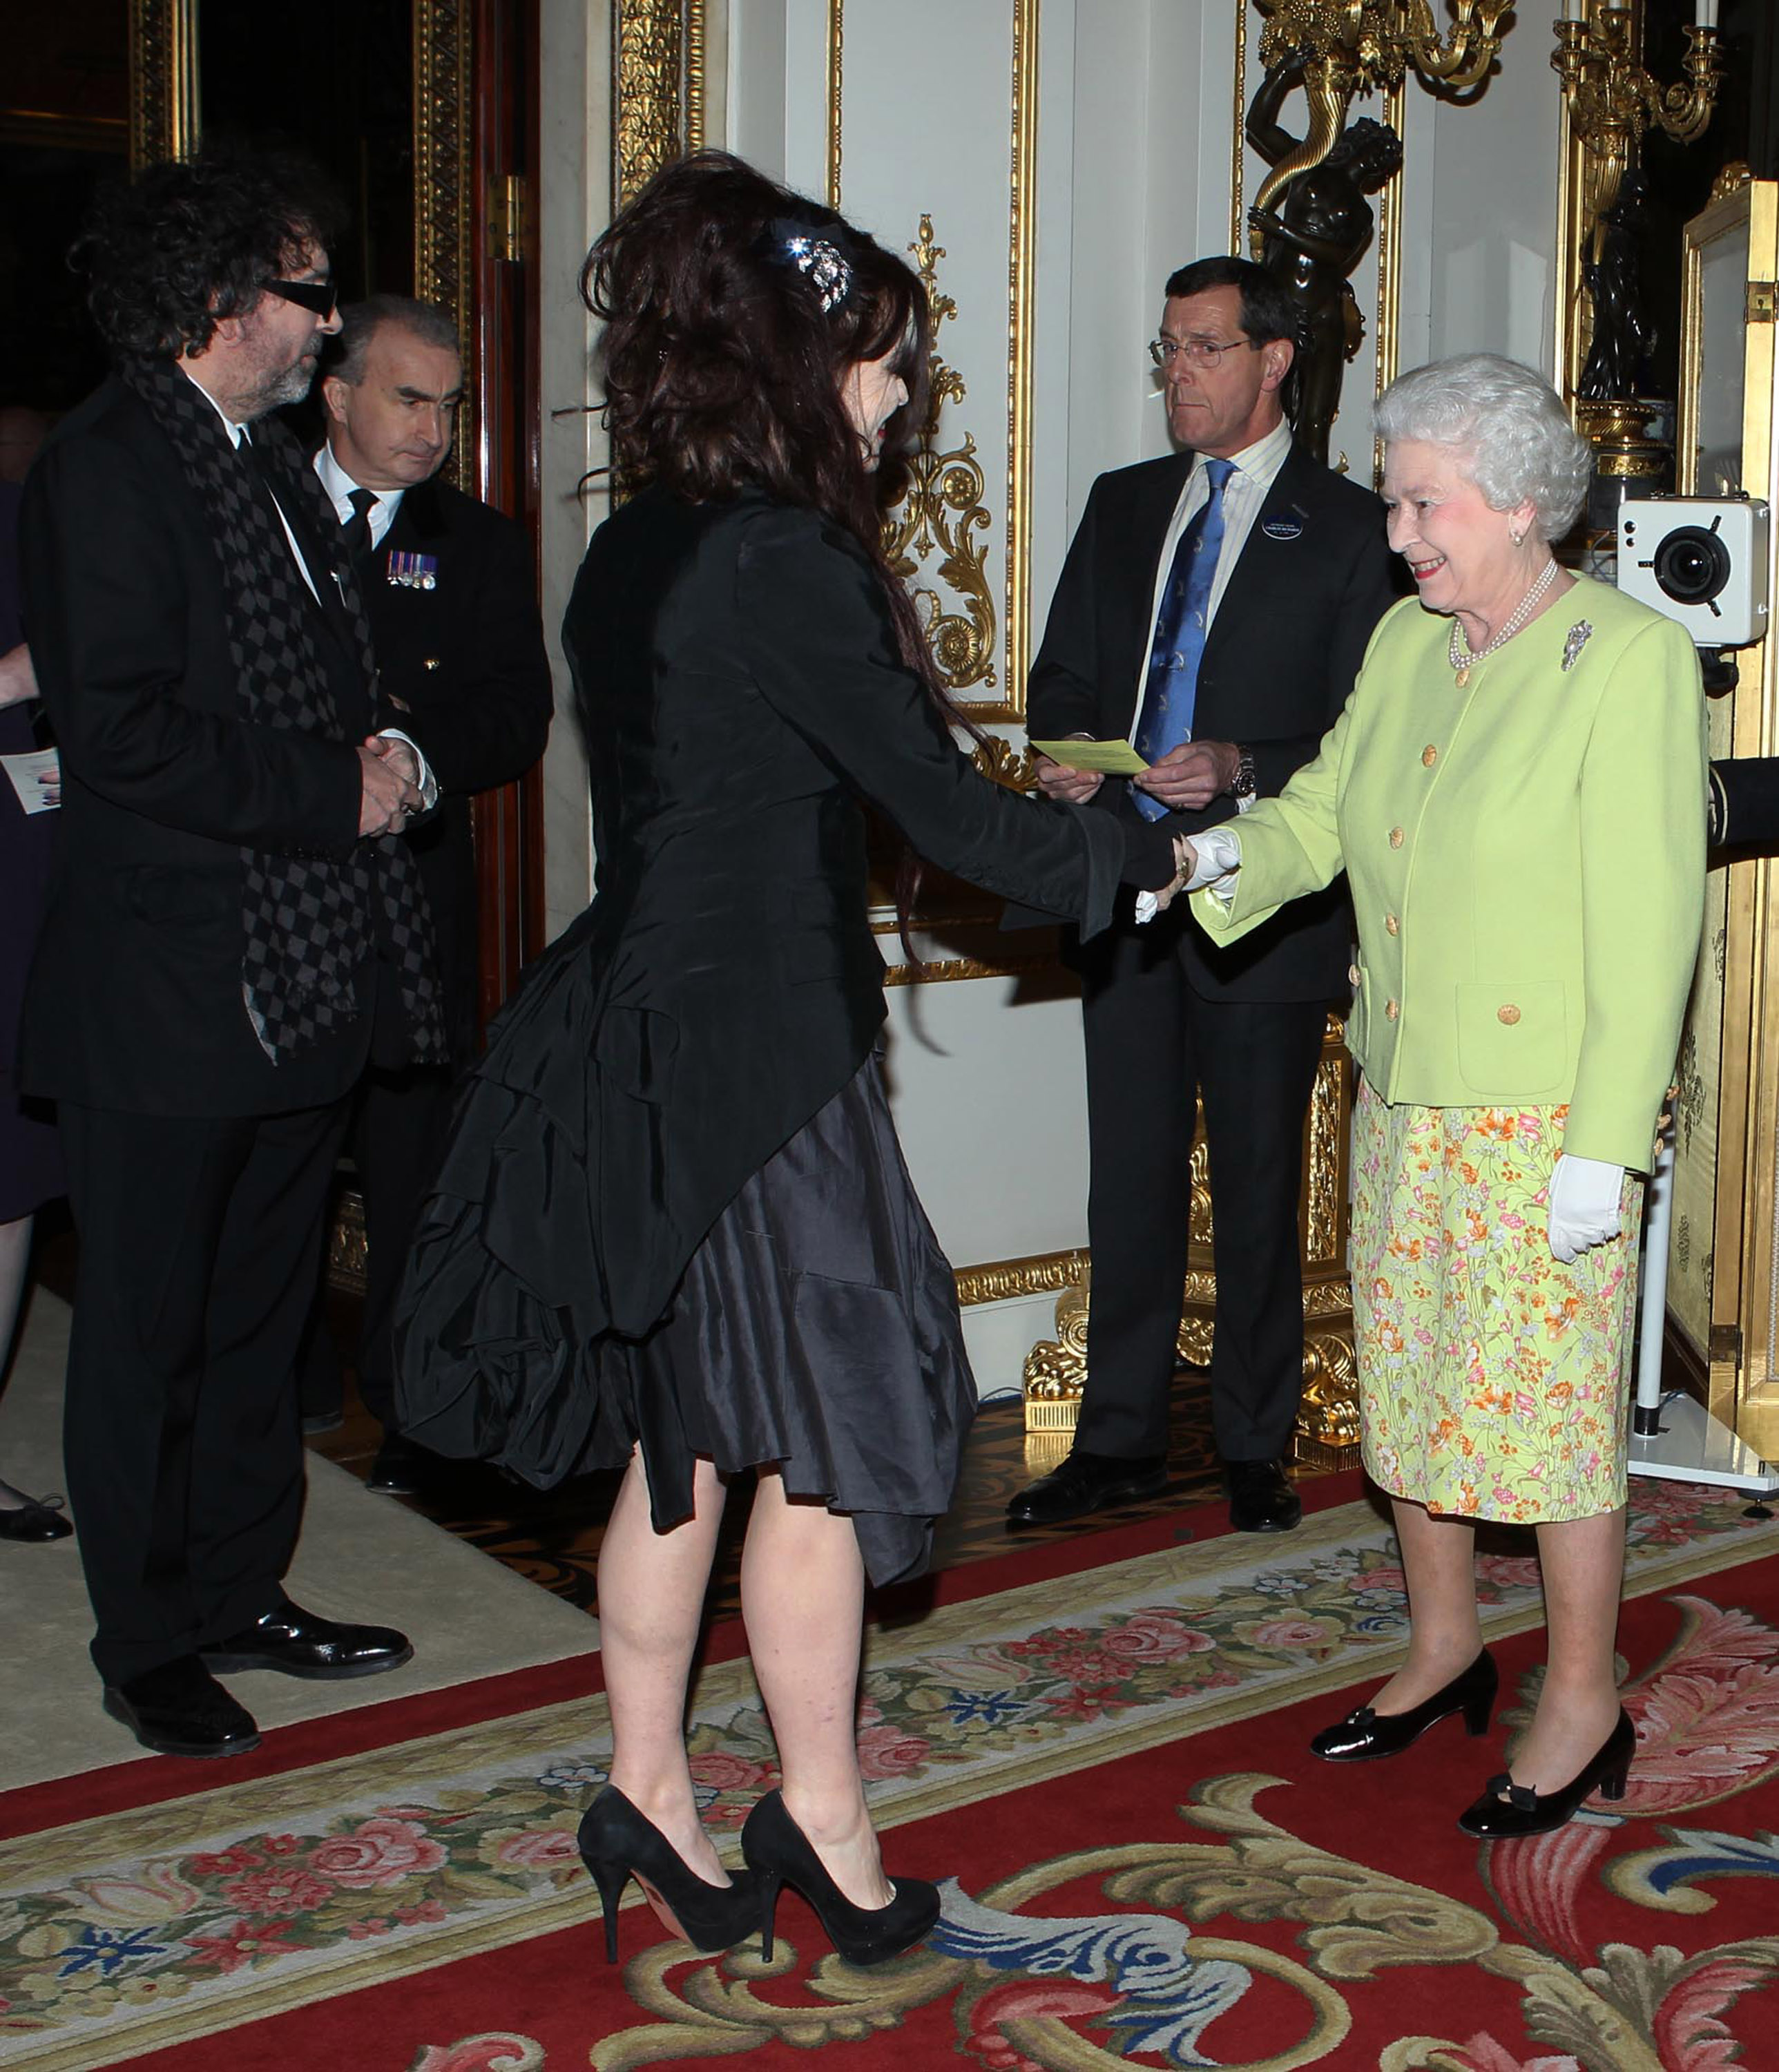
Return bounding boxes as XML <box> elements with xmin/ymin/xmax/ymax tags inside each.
<box><xmin>1006</xmin><ymin>1450</ymin><xmax>1169</xmax><ymax>1528</ymax></box>
<box><xmin>1224</xmin><ymin>1458</ymin><xmax>1302</xmax><ymax>1533</ymax></box>
<box><xmin>1311</xmin><ymin>1649</ymin><xmax>1499</xmax><ymax>1761</ymax></box>
<box><xmin>367</xmin><ymin>1433</ymin><xmax>435</xmax><ymax>1496</ymax></box>
<box><xmin>200</xmin><ymin>1598</ymin><xmax>414</xmax><ymax>1680</ymax></box>
<box><xmin>104</xmin><ymin>1656</ymin><xmax>261</xmax><ymax>1758</ymax></box>
<box><xmin>1457</xmin><ymin>1707</ymin><xmax>1635</xmax><ymax>1839</ymax></box>
<box><xmin>0</xmin><ymin>1493</ymin><xmax>74</xmax><ymax>1542</ymax></box>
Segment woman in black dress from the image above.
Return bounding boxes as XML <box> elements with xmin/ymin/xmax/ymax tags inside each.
<box><xmin>395</xmin><ymin>153</ymin><xmax>1184</xmax><ymax>1966</ymax></box>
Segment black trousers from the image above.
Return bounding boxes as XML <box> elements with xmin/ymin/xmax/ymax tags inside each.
<box><xmin>300</xmin><ymin>1061</ymin><xmax>455</xmax><ymax>1431</ymax></box>
<box><xmin>59</xmin><ymin>1098</ymin><xmax>344</xmax><ymax>1685</ymax></box>
<box><xmin>1070</xmin><ymin>915</ymin><xmax>1329</xmax><ymax>1464</ymax></box>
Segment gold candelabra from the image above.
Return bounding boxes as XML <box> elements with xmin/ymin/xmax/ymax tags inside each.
<box><xmin>1553</xmin><ymin>1</ymin><xmax>1724</xmax><ymax>267</ymax></box>
<box><xmin>1249</xmin><ymin>1</ymin><xmax>1513</xmax><ymax>243</ymax></box>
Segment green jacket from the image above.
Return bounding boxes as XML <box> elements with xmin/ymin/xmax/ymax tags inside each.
<box><xmin>1193</xmin><ymin>575</ymin><xmax>1706</xmax><ymax>1171</ymax></box>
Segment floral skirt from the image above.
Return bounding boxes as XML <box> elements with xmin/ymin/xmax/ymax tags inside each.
<box><xmin>1349</xmin><ymin>1082</ymin><xmax>1644</xmax><ymax>1524</ymax></box>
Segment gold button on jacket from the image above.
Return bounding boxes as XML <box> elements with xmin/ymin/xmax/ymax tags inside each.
<box><xmin>1497</xmin><ymin>1003</ymin><xmax>1521</xmax><ymax>1025</ymax></box>
<box><xmin>1421</xmin><ymin>744</ymin><xmax>1438</xmax><ymax>767</ymax></box>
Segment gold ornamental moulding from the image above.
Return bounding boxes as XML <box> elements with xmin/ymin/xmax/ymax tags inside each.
<box><xmin>1001</xmin><ymin>0</ymin><xmax>1040</xmax><ymax>723</ymax></box>
<box><xmin>613</xmin><ymin>0</ymin><xmax>707</xmax><ymax>209</ymax></box>
<box><xmin>128</xmin><ymin>3</ymin><xmax>477</xmax><ymax>480</ymax></box>
<box><xmin>882</xmin><ymin>216</ymin><xmax>999</xmax><ymax>698</ymax></box>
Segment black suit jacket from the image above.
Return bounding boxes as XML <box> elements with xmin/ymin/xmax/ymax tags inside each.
<box><xmin>19</xmin><ymin>375</ymin><xmax>377</xmax><ymax>1115</ymax></box>
<box><xmin>1028</xmin><ymin>442</ymin><xmax>1398</xmax><ymax>1002</ymax></box>
<box><xmin>354</xmin><ymin>472</ymin><xmax>552</xmax><ymax>1061</ymax></box>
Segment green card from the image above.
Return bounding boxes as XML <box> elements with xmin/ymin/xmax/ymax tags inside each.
<box><xmin>1029</xmin><ymin>738</ymin><xmax>1149</xmax><ymax>776</ymax></box>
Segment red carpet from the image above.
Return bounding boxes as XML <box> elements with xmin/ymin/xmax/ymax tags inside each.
<box><xmin>5</xmin><ymin>1474</ymin><xmax>1774</xmax><ymax>2071</ymax></box>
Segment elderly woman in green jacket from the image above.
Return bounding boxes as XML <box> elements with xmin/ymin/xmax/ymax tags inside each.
<box><xmin>1182</xmin><ymin>354</ymin><xmax>1706</xmax><ymax>1836</ymax></box>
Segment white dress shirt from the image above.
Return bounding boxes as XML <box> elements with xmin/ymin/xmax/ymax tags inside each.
<box><xmin>315</xmin><ymin>441</ymin><xmax>405</xmax><ymax>550</ymax></box>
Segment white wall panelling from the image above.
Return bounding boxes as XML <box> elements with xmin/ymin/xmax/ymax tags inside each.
<box><xmin>530</xmin><ymin>1</ymin><xmax>1570</xmax><ymax>1393</ymax></box>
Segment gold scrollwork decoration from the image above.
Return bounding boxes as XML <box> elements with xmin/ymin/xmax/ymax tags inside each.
<box><xmin>882</xmin><ymin>952</ymin><xmax>1052</xmax><ymax>990</ymax></box>
<box><xmin>1306</xmin><ymin>1055</ymin><xmax>1343</xmax><ymax>1262</ymax></box>
<box><xmin>883</xmin><ymin>217</ymin><xmax>998</xmax><ymax>696</ymax></box>
<box><xmin>954</xmin><ymin>1247</ymin><xmax>1086</xmax><ymax>1308</ymax></box>
<box><xmin>1711</xmin><ymin>160</ymin><xmax>1754</xmax><ymax>205</ymax></box>
<box><xmin>971</xmin><ymin>735</ymin><xmax>1040</xmax><ymax>792</ymax></box>
<box><xmin>1189</xmin><ymin>1129</ymin><xmax>1215</xmax><ymax>1245</ymax></box>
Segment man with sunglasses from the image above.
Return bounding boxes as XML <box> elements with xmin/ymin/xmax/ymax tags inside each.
<box><xmin>1009</xmin><ymin>255</ymin><xmax>1398</xmax><ymax>1537</ymax></box>
<box><xmin>19</xmin><ymin>149</ymin><xmax>441</xmax><ymax>1758</ymax></box>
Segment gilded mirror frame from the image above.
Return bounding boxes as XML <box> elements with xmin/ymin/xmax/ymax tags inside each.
<box><xmin>128</xmin><ymin>0</ymin><xmax>475</xmax><ymax>474</ymax></box>
<box><xmin>1673</xmin><ymin>174</ymin><xmax>1779</xmax><ymax>1441</ymax></box>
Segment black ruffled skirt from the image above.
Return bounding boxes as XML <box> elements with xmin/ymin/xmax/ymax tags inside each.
<box><xmin>606</xmin><ymin>1055</ymin><xmax>976</xmax><ymax>1586</ymax></box>
<box><xmin>396</xmin><ymin>1044</ymin><xmax>977</xmax><ymax>1589</ymax></box>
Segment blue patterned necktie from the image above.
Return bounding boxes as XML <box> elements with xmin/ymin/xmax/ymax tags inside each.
<box><xmin>1132</xmin><ymin>455</ymin><xmax>1235</xmax><ymax>821</ymax></box>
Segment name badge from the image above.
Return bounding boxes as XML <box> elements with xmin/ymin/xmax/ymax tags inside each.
<box><xmin>386</xmin><ymin>551</ymin><xmax>439</xmax><ymax>591</ymax></box>
<box><xmin>1261</xmin><ymin>516</ymin><xmax>1304</xmax><ymax>542</ymax></box>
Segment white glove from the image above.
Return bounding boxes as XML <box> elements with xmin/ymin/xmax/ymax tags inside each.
<box><xmin>1135</xmin><ymin>825</ymin><xmax>1242</xmax><ymax>925</ymax></box>
<box><xmin>1547</xmin><ymin>1153</ymin><xmax>1624</xmax><ymax>1264</ymax></box>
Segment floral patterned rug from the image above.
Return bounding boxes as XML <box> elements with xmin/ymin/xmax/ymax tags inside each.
<box><xmin>1</xmin><ymin>1477</ymin><xmax>1773</xmax><ymax>2071</ymax></box>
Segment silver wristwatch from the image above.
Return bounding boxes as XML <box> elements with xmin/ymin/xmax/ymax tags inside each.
<box><xmin>1230</xmin><ymin>745</ymin><xmax>1257</xmax><ymax>800</ymax></box>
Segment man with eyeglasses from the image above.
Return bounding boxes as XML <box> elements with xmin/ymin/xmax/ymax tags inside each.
<box><xmin>296</xmin><ymin>297</ymin><xmax>552</xmax><ymax>1493</ymax></box>
<box><xmin>19</xmin><ymin>149</ymin><xmax>442</xmax><ymax>1758</ymax></box>
<box><xmin>1009</xmin><ymin>255</ymin><xmax>1398</xmax><ymax>1537</ymax></box>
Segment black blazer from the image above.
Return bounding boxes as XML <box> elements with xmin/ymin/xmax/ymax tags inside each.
<box><xmin>19</xmin><ymin>376</ymin><xmax>377</xmax><ymax>1115</ymax></box>
<box><xmin>1028</xmin><ymin>442</ymin><xmax>1398</xmax><ymax>1002</ymax></box>
<box><xmin>412</xmin><ymin>488</ymin><xmax>1132</xmax><ymax>1356</ymax></box>
<box><xmin>357</xmin><ymin>473</ymin><xmax>553</xmax><ymax>1060</ymax></box>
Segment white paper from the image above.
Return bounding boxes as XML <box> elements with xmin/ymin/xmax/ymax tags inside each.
<box><xmin>2</xmin><ymin>749</ymin><xmax>60</xmax><ymax>815</ymax></box>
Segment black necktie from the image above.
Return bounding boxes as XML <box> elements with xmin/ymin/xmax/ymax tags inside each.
<box><xmin>340</xmin><ymin>486</ymin><xmax>377</xmax><ymax>562</ymax></box>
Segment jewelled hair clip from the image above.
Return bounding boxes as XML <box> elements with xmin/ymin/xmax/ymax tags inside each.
<box><xmin>766</xmin><ymin>216</ymin><xmax>854</xmax><ymax>315</ymax></box>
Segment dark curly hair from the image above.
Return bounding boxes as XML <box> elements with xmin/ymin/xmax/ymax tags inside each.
<box><xmin>583</xmin><ymin>151</ymin><xmax>976</xmax><ymax>955</ymax></box>
<box><xmin>77</xmin><ymin>146</ymin><xmax>342</xmax><ymax>362</ymax></box>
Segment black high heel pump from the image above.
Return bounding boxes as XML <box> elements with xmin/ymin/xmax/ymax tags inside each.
<box><xmin>576</xmin><ymin>1786</ymin><xmax>762</xmax><ymax>1961</ymax></box>
<box><xmin>1456</xmin><ymin>1706</ymin><xmax>1636</xmax><ymax>1838</ymax></box>
<box><xmin>740</xmin><ymin>1789</ymin><xmax>940</xmax><ymax>1966</ymax></box>
<box><xmin>1311</xmin><ymin>1649</ymin><xmax>1499</xmax><ymax>1763</ymax></box>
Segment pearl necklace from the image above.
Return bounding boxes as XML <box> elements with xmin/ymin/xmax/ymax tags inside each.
<box><xmin>1448</xmin><ymin>557</ymin><xmax>1561</xmax><ymax>688</ymax></box>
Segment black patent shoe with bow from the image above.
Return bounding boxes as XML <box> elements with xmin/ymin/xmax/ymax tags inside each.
<box><xmin>1456</xmin><ymin>1706</ymin><xmax>1635</xmax><ymax>1839</ymax></box>
<box><xmin>1310</xmin><ymin>1648</ymin><xmax>1499</xmax><ymax>1763</ymax></box>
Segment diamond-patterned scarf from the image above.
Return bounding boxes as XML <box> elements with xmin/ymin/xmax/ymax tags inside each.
<box><xmin>118</xmin><ymin>354</ymin><xmax>445</xmax><ymax>1066</ymax></box>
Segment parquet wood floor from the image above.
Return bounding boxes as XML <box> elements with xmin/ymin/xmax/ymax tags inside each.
<box><xmin>305</xmin><ymin>1302</ymin><xmax>1237</xmax><ymax>1620</ymax></box>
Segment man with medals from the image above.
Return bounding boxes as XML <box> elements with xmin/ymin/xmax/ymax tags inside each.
<box><xmin>305</xmin><ymin>296</ymin><xmax>552</xmax><ymax>1493</ymax></box>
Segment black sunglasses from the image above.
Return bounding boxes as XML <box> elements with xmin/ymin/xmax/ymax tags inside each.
<box><xmin>260</xmin><ymin>275</ymin><xmax>338</xmax><ymax>316</ymax></box>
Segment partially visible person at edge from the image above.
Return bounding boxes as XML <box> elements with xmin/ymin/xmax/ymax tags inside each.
<box><xmin>1180</xmin><ymin>354</ymin><xmax>1705</xmax><ymax>1837</ymax></box>
<box><xmin>0</xmin><ymin>435</ymin><xmax>73</xmax><ymax>1546</ymax></box>
<box><xmin>390</xmin><ymin>151</ymin><xmax>1189</xmax><ymax>1967</ymax></box>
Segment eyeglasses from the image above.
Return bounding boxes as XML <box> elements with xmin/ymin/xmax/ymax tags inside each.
<box><xmin>260</xmin><ymin>275</ymin><xmax>338</xmax><ymax>316</ymax></box>
<box><xmin>1148</xmin><ymin>334</ymin><xmax>1262</xmax><ymax>370</ymax></box>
